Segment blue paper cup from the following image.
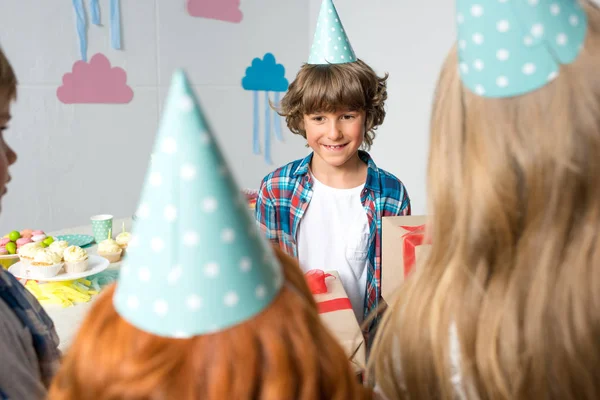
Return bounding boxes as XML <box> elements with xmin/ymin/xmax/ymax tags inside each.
<box><xmin>91</xmin><ymin>214</ymin><xmax>113</xmax><ymax>244</ymax></box>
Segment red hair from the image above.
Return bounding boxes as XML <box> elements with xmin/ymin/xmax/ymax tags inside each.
<box><xmin>49</xmin><ymin>247</ymin><xmax>371</xmax><ymax>400</ymax></box>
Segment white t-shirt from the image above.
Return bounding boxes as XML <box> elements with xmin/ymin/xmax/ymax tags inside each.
<box><xmin>296</xmin><ymin>175</ymin><xmax>370</xmax><ymax>322</ymax></box>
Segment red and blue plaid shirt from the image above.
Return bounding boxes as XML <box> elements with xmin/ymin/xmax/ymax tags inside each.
<box><xmin>255</xmin><ymin>151</ymin><xmax>410</xmax><ymax>330</ymax></box>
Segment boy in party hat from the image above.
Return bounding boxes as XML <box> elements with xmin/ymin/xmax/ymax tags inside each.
<box><xmin>256</xmin><ymin>0</ymin><xmax>411</xmax><ymax>334</ymax></box>
<box><xmin>371</xmin><ymin>1</ymin><xmax>600</xmax><ymax>399</ymax></box>
<box><xmin>49</xmin><ymin>70</ymin><xmax>371</xmax><ymax>400</ymax></box>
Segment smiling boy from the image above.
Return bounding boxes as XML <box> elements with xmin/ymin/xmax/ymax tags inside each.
<box><xmin>255</xmin><ymin>0</ymin><xmax>410</xmax><ymax>335</ymax></box>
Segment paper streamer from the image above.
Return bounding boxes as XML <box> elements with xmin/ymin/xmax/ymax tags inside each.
<box><xmin>264</xmin><ymin>91</ymin><xmax>272</xmax><ymax>164</ymax></box>
<box><xmin>273</xmin><ymin>91</ymin><xmax>283</xmax><ymax>141</ymax></box>
<box><xmin>24</xmin><ymin>270</ymin><xmax>120</xmax><ymax>308</ymax></box>
<box><xmin>253</xmin><ymin>90</ymin><xmax>260</xmax><ymax>155</ymax></box>
<box><xmin>72</xmin><ymin>0</ymin><xmax>88</xmax><ymax>61</ymax></box>
<box><xmin>90</xmin><ymin>0</ymin><xmax>101</xmax><ymax>25</ymax></box>
<box><xmin>110</xmin><ymin>0</ymin><xmax>121</xmax><ymax>50</ymax></box>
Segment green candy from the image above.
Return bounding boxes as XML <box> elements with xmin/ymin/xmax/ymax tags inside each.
<box><xmin>5</xmin><ymin>242</ymin><xmax>16</xmax><ymax>255</ymax></box>
<box><xmin>8</xmin><ymin>231</ymin><xmax>20</xmax><ymax>242</ymax></box>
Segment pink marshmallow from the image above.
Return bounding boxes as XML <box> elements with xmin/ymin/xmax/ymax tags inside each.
<box><xmin>16</xmin><ymin>237</ymin><xmax>32</xmax><ymax>247</ymax></box>
<box><xmin>0</xmin><ymin>238</ymin><xmax>10</xmax><ymax>246</ymax></box>
<box><xmin>0</xmin><ymin>246</ymin><xmax>8</xmax><ymax>255</ymax></box>
<box><xmin>31</xmin><ymin>230</ymin><xmax>45</xmax><ymax>236</ymax></box>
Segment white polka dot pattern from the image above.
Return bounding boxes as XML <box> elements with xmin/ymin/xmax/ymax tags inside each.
<box><xmin>456</xmin><ymin>0</ymin><xmax>587</xmax><ymax>98</ymax></box>
<box><xmin>113</xmin><ymin>70</ymin><xmax>284</xmax><ymax>338</ymax></box>
<box><xmin>308</xmin><ymin>0</ymin><xmax>356</xmax><ymax>65</ymax></box>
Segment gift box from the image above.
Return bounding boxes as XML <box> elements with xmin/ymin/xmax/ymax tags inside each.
<box><xmin>305</xmin><ymin>269</ymin><xmax>366</xmax><ymax>374</ymax></box>
<box><xmin>381</xmin><ymin>215</ymin><xmax>431</xmax><ymax>300</ymax></box>
<box><xmin>241</xmin><ymin>189</ymin><xmax>258</xmax><ymax>211</ymax></box>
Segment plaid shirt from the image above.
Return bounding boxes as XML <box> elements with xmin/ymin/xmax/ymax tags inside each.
<box><xmin>256</xmin><ymin>151</ymin><xmax>410</xmax><ymax>331</ymax></box>
<box><xmin>0</xmin><ymin>269</ymin><xmax>60</xmax><ymax>391</ymax></box>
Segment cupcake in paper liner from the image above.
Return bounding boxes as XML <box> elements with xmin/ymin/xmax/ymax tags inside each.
<box><xmin>49</xmin><ymin>240</ymin><xmax>69</xmax><ymax>261</ymax></box>
<box><xmin>116</xmin><ymin>229</ymin><xmax>131</xmax><ymax>255</ymax></box>
<box><xmin>63</xmin><ymin>245</ymin><xmax>89</xmax><ymax>273</ymax></box>
<box><xmin>97</xmin><ymin>238</ymin><xmax>122</xmax><ymax>263</ymax></box>
<box><xmin>28</xmin><ymin>248</ymin><xmax>64</xmax><ymax>279</ymax></box>
<box><xmin>18</xmin><ymin>242</ymin><xmax>43</xmax><ymax>267</ymax></box>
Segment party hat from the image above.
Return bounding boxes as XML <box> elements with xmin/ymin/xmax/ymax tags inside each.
<box><xmin>456</xmin><ymin>0</ymin><xmax>587</xmax><ymax>98</ymax></box>
<box><xmin>113</xmin><ymin>70</ymin><xmax>283</xmax><ymax>338</ymax></box>
<box><xmin>308</xmin><ymin>0</ymin><xmax>357</xmax><ymax>65</ymax></box>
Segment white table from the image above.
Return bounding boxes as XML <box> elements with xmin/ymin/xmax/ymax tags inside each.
<box><xmin>44</xmin><ymin>217</ymin><xmax>131</xmax><ymax>352</ymax></box>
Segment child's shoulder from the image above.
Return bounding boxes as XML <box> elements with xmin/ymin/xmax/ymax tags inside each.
<box><xmin>260</xmin><ymin>155</ymin><xmax>309</xmax><ymax>185</ymax></box>
<box><xmin>377</xmin><ymin>168</ymin><xmax>408</xmax><ymax>195</ymax></box>
<box><xmin>365</xmin><ymin>153</ymin><xmax>408</xmax><ymax>200</ymax></box>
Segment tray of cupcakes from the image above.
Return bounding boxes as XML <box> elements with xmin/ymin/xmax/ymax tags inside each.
<box><xmin>7</xmin><ymin>234</ymin><xmax>109</xmax><ymax>282</ymax></box>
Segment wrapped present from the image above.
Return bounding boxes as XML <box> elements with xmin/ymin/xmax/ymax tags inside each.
<box><xmin>381</xmin><ymin>215</ymin><xmax>431</xmax><ymax>300</ymax></box>
<box><xmin>306</xmin><ymin>269</ymin><xmax>365</xmax><ymax>374</ymax></box>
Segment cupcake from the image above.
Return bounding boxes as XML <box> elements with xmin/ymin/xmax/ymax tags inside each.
<box><xmin>97</xmin><ymin>238</ymin><xmax>122</xmax><ymax>263</ymax></box>
<box><xmin>17</xmin><ymin>242</ymin><xmax>43</xmax><ymax>266</ymax></box>
<box><xmin>116</xmin><ymin>231</ymin><xmax>131</xmax><ymax>253</ymax></box>
<box><xmin>49</xmin><ymin>240</ymin><xmax>69</xmax><ymax>260</ymax></box>
<box><xmin>116</xmin><ymin>222</ymin><xmax>131</xmax><ymax>255</ymax></box>
<box><xmin>28</xmin><ymin>248</ymin><xmax>63</xmax><ymax>279</ymax></box>
<box><xmin>63</xmin><ymin>245</ymin><xmax>89</xmax><ymax>273</ymax></box>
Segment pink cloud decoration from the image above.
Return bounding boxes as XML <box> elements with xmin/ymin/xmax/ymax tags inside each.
<box><xmin>57</xmin><ymin>53</ymin><xmax>134</xmax><ymax>104</ymax></box>
<box><xmin>187</xmin><ymin>0</ymin><xmax>243</xmax><ymax>23</ymax></box>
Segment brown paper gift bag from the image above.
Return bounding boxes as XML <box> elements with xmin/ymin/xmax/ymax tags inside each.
<box><xmin>381</xmin><ymin>215</ymin><xmax>431</xmax><ymax>301</ymax></box>
<box><xmin>308</xmin><ymin>270</ymin><xmax>366</xmax><ymax>374</ymax></box>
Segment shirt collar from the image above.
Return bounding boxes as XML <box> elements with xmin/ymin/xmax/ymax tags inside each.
<box><xmin>292</xmin><ymin>150</ymin><xmax>382</xmax><ymax>193</ymax></box>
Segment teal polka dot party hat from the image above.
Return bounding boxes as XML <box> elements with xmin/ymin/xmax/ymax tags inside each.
<box><xmin>308</xmin><ymin>0</ymin><xmax>357</xmax><ymax>65</ymax></box>
<box><xmin>113</xmin><ymin>70</ymin><xmax>284</xmax><ymax>338</ymax></box>
<box><xmin>456</xmin><ymin>0</ymin><xmax>587</xmax><ymax>98</ymax></box>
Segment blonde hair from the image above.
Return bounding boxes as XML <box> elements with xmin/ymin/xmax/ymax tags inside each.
<box><xmin>279</xmin><ymin>60</ymin><xmax>388</xmax><ymax>150</ymax></box>
<box><xmin>0</xmin><ymin>46</ymin><xmax>16</xmax><ymax>99</ymax></box>
<box><xmin>369</xmin><ymin>2</ymin><xmax>600</xmax><ymax>399</ymax></box>
<box><xmin>49</xmin><ymin>246</ymin><xmax>372</xmax><ymax>400</ymax></box>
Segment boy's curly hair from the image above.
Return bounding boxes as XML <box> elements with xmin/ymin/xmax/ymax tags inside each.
<box><xmin>278</xmin><ymin>59</ymin><xmax>388</xmax><ymax>150</ymax></box>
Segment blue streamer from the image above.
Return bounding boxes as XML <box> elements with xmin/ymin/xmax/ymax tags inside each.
<box><xmin>90</xmin><ymin>0</ymin><xmax>100</xmax><ymax>25</ymax></box>
<box><xmin>110</xmin><ymin>0</ymin><xmax>121</xmax><ymax>50</ymax></box>
<box><xmin>253</xmin><ymin>91</ymin><xmax>260</xmax><ymax>155</ymax></box>
<box><xmin>72</xmin><ymin>0</ymin><xmax>87</xmax><ymax>61</ymax></box>
<box><xmin>273</xmin><ymin>92</ymin><xmax>284</xmax><ymax>141</ymax></box>
<box><xmin>264</xmin><ymin>91</ymin><xmax>272</xmax><ymax>164</ymax></box>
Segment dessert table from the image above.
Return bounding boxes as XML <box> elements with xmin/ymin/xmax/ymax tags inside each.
<box><xmin>40</xmin><ymin>217</ymin><xmax>365</xmax><ymax>375</ymax></box>
<box><xmin>43</xmin><ymin>217</ymin><xmax>131</xmax><ymax>352</ymax></box>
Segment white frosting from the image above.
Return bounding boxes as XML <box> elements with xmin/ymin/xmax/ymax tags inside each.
<box><xmin>32</xmin><ymin>248</ymin><xmax>62</xmax><ymax>265</ymax></box>
<box><xmin>17</xmin><ymin>242</ymin><xmax>43</xmax><ymax>258</ymax></box>
<box><xmin>64</xmin><ymin>245</ymin><xmax>88</xmax><ymax>263</ymax></box>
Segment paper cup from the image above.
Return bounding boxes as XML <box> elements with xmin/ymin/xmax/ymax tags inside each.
<box><xmin>91</xmin><ymin>214</ymin><xmax>113</xmax><ymax>244</ymax></box>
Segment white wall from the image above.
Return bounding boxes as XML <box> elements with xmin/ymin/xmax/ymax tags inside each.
<box><xmin>0</xmin><ymin>0</ymin><xmax>455</xmax><ymax>232</ymax></box>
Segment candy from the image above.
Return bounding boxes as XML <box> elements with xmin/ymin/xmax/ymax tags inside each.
<box><xmin>0</xmin><ymin>246</ymin><xmax>8</xmax><ymax>255</ymax></box>
<box><xmin>32</xmin><ymin>234</ymin><xmax>47</xmax><ymax>242</ymax></box>
<box><xmin>20</xmin><ymin>229</ymin><xmax>33</xmax><ymax>236</ymax></box>
<box><xmin>42</xmin><ymin>236</ymin><xmax>54</xmax><ymax>246</ymax></box>
<box><xmin>8</xmin><ymin>231</ymin><xmax>20</xmax><ymax>241</ymax></box>
<box><xmin>21</xmin><ymin>233</ymin><xmax>33</xmax><ymax>239</ymax></box>
<box><xmin>16</xmin><ymin>237</ymin><xmax>32</xmax><ymax>247</ymax></box>
<box><xmin>5</xmin><ymin>242</ymin><xmax>17</xmax><ymax>255</ymax></box>
<box><xmin>32</xmin><ymin>230</ymin><xmax>45</xmax><ymax>236</ymax></box>
<box><xmin>0</xmin><ymin>238</ymin><xmax>10</xmax><ymax>246</ymax></box>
